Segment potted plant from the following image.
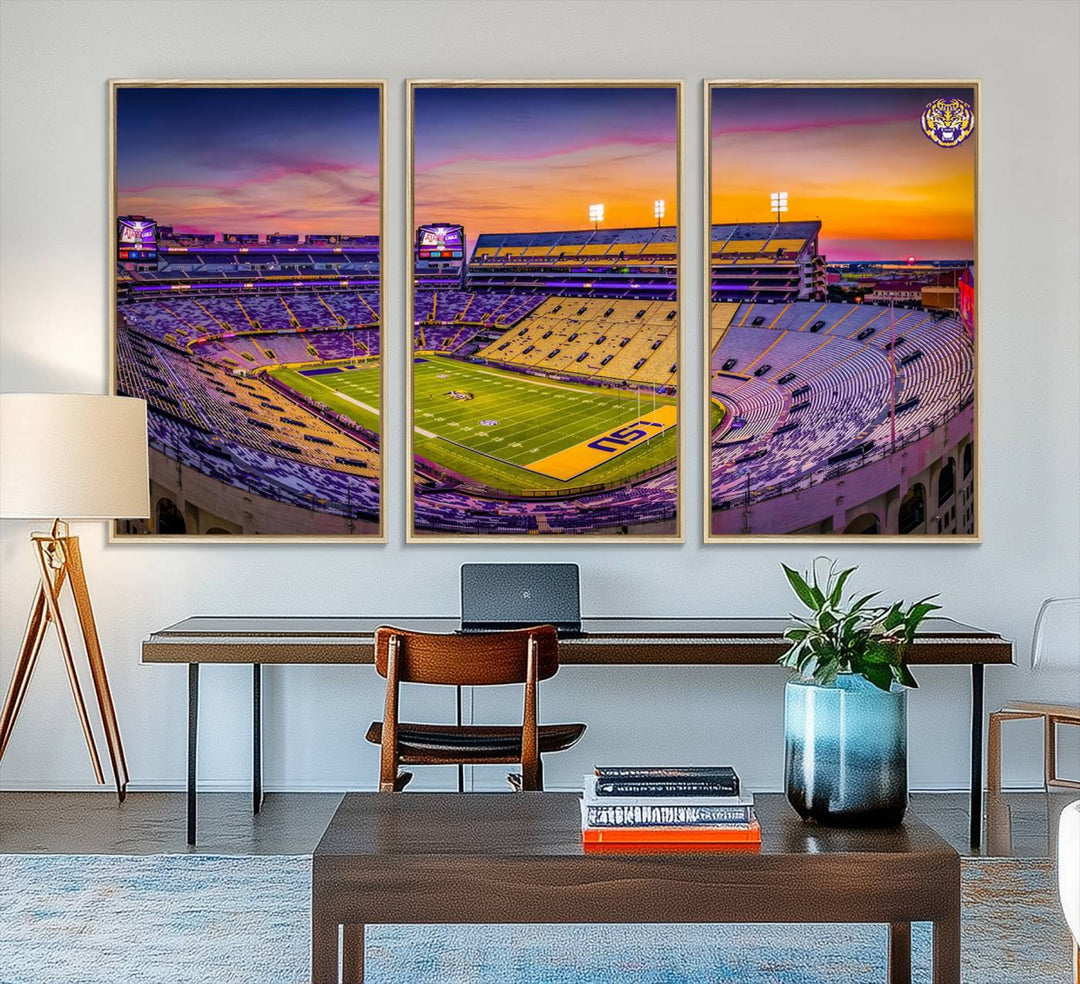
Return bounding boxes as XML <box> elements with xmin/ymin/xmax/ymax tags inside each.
<box><xmin>779</xmin><ymin>559</ymin><xmax>940</xmax><ymax>826</ymax></box>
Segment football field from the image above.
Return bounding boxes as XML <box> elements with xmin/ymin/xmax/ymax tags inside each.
<box><xmin>267</xmin><ymin>360</ymin><xmax>382</xmax><ymax>435</ymax></box>
<box><xmin>410</xmin><ymin>357</ymin><xmax>678</xmax><ymax>492</ymax></box>
<box><xmin>273</xmin><ymin>355</ymin><xmax>681</xmax><ymax>494</ymax></box>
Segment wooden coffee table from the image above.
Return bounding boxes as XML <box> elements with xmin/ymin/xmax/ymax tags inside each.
<box><xmin>312</xmin><ymin>792</ymin><xmax>960</xmax><ymax>984</ymax></box>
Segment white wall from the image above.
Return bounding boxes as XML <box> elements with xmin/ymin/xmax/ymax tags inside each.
<box><xmin>1</xmin><ymin>0</ymin><xmax>1077</xmax><ymax>795</ymax></box>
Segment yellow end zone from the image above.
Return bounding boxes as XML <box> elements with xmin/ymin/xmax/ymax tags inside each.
<box><xmin>525</xmin><ymin>404</ymin><xmax>677</xmax><ymax>481</ymax></box>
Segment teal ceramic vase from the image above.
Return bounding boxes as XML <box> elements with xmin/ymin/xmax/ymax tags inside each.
<box><xmin>784</xmin><ymin>673</ymin><xmax>908</xmax><ymax>826</ymax></box>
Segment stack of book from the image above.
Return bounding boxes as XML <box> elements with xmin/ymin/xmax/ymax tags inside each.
<box><xmin>581</xmin><ymin>766</ymin><xmax>760</xmax><ymax>848</ymax></box>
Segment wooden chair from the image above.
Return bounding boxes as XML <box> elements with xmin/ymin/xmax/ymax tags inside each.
<box><xmin>987</xmin><ymin>598</ymin><xmax>1080</xmax><ymax>793</ymax></box>
<box><xmin>365</xmin><ymin>625</ymin><xmax>586</xmax><ymax>792</ymax></box>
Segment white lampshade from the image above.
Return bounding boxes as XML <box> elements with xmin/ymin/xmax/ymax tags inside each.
<box><xmin>0</xmin><ymin>393</ymin><xmax>150</xmax><ymax>520</ymax></box>
<box><xmin>1031</xmin><ymin>597</ymin><xmax>1080</xmax><ymax>672</ymax></box>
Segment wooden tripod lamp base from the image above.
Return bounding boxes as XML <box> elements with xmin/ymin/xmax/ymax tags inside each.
<box><xmin>0</xmin><ymin>520</ymin><xmax>130</xmax><ymax>800</ymax></box>
<box><xmin>0</xmin><ymin>392</ymin><xmax>149</xmax><ymax>801</ymax></box>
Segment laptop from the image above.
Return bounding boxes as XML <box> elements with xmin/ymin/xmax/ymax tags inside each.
<box><xmin>460</xmin><ymin>563</ymin><xmax>582</xmax><ymax>637</ymax></box>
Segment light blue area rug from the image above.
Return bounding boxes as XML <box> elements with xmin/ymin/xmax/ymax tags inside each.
<box><xmin>0</xmin><ymin>854</ymin><xmax>1070</xmax><ymax>984</ymax></box>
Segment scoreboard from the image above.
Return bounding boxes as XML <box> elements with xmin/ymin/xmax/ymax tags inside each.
<box><xmin>416</xmin><ymin>224</ymin><xmax>464</xmax><ymax>260</ymax></box>
<box><xmin>415</xmin><ymin>223</ymin><xmax>466</xmax><ymax>286</ymax></box>
<box><xmin>117</xmin><ymin>215</ymin><xmax>157</xmax><ymax>262</ymax></box>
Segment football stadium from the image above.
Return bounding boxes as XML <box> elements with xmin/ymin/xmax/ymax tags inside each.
<box><xmin>706</xmin><ymin>221</ymin><xmax>975</xmax><ymax>537</ymax></box>
<box><xmin>707</xmin><ymin>85</ymin><xmax>977</xmax><ymax>538</ymax></box>
<box><xmin>409</xmin><ymin>83</ymin><xmax>681</xmax><ymax>538</ymax></box>
<box><xmin>114</xmin><ymin>224</ymin><xmax>384</xmax><ymax>535</ymax></box>
<box><xmin>410</xmin><ymin>224</ymin><xmax>680</xmax><ymax>536</ymax></box>
<box><xmin>112</xmin><ymin>216</ymin><xmax>974</xmax><ymax>539</ymax></box>
<box><xmin>112</xmin><ymin>83</ymin><xmax>384</xmax><ymax>537</ymax></box>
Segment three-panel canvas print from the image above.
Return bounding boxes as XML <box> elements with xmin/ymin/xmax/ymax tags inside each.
<box><xmin>109</xmin><ymin>79</ymin><xmax>978</xmax><ymax>542</ymax></box>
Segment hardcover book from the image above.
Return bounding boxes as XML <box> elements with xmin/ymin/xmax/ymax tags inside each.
<box><xmin>594</xmin><ymin>766</ymin><xmax>739</xmax><ymax>782</ymax></box>
<box><xmin>593</xmin><ymin>780</ymin><xmax>740</xmax><ymax>798</ymax></box>
<box><xmin>592</xmin><ymin>766</ymin><xmax>739</xmax><ymax>798</ymax></box>
<box><xmin>583</xmin><ymin>840</ymin><xmax>762</xmax><ymax>854</ymax></box>
<box><xmin>583</xmin><ymin>777</ymin><xmax>751</xmax><ymax>808</ymax></box>
<box><xmin>581</xmin><ymin>819</ymin><xmax>762</xmax><ymax>845</ymax></box>
<box><xmin>585</xmin><ymin>803</ymin><xmax>754</xmax><ymax>827</ymax></box>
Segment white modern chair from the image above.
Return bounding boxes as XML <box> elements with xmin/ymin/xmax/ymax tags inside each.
<box><xmin>988</xmin><ymin>598</ymin><xmax>1080</xmax><ymax>791</ymax></box>
<box><xmin>1059</xmin><ymin>799</ymin><xmax>1080</xmax><ymax>983</ymax></box>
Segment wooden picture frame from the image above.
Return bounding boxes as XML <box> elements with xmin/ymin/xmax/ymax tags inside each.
<box><xmin>704</xmin><ymin>80</ymin><xmax>980</xmax><ymax>542</ymax></box>
<box><xmin>406</xmin><ymin>80</ymin><xmax>684</xmax><ymax>543</ymax></box>
<box><xmin>108</xmin><ymin>79</ymin><xmax>387</xmax><ymax>541</ymax></box>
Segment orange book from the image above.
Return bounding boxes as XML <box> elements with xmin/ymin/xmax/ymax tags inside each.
<box><xmin>583</xmin><ymin>840</ymin><xmax>761</xmax><ymax>854</ymax></box>
<box><xmin>582</xmin><ymin>818</ymin><xmax>761</xmax><ymax>846</ymax></box>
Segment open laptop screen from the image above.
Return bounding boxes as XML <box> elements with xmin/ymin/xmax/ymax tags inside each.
<box><xmin>460</xmin><ymin>563</ymin><xmax>581</xmax><ymax>632</ymax></box>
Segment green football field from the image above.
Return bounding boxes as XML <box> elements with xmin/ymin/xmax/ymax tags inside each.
<box><xmin>267</xmin><ymin>361</ymin><xmax>382</xmax><ymax>435</ymax></box>
<box><xmin>271</xmin><ymin>355</ymin><xmax>684</xmax><ymax>494</ymax></box>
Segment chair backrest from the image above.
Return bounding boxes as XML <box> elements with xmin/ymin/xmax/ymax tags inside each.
<box><xmin>1031</xmin><ymin>597</ymin><xmax>1080</xmax><ymax>671</ymax></box>
<box><xmin>374</xmin><ymin>625</ymin><xmax>559</xmax><ymax>686</ymax></box>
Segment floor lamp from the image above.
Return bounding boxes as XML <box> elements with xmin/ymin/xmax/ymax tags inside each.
<box><xmin>0</xmin><ymin>393</ymin><xmax>149</xmax><ymax>800</ymax></box>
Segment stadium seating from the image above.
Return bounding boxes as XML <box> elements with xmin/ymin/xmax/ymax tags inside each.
<box><xmin>136</xmin><ymin>340</ymin><xmax>377</xmax><ymax>473</ymax></box>
<box><xmin>119</xmin><ymin>290</ymin><xmax>380</xmax><ymax>345</ymax></box>
<box><xmin>412</xmin><ymin>290</ymin><xmax>547</xmax><ymax>355</ymax></box>
<box><xmin>466</xmin><ymin>226</ymin><xmax>678</xmax><ymax>298</ymax></box>
<box><xmin>414</xmin><ymin>290</ymin><xmax>543</xmax><ymax>327</ymax></box>
<box><xmin>710</xmin><ymin>221</ymin><xmax>822</xmax><ymax>303</ymax></box>
<box><xmin>146</xmin><ymin>411</ymin><xmax>379</xmax><ymax>521</ymax></box>
<box><xmin>475</xmin><ymin>297</ymin><xmax>678</xmax><ymax>386</ymax></box>
<box><xmin>412</xmin><ymin>477</ymin><xmax>676</xmax><ymax>535</ymax></box>
<box><xmin>117</xmin><ymin>220</ymin><xmax>972</xmax><ymax>538</ymax></box>
<box><xmin>149</xmin><ymin>241</ymin><xmax>379</xmax><ymax>282</ymax></box>
<box><xmin>116</xmin><ymin>285</ymin><xmax>382</xmax><ymax>527</ymax></box>
<box><xmin>708</xmin><ymin>300</ymin><xmax>975</xmax><ymax>509</ymax></box>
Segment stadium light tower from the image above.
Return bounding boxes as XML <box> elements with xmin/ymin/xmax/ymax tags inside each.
<box><xmin>589</xmin><ymin>203</ymin><xmax>604</xmax><ymax>230</ymax></box>
<box><xmin>770</xmin><ymin>191</ymin><xmax>788</xmax><ymax>225</ymax></box>
<box><xmin>654</xmin><ymin>199</ymin><xmax>666</xmax><ymax>228</ymax></box>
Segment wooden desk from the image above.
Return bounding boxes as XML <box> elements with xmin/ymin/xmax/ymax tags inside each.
<box><xmin>141</xmin><ymin>616</ymin><xmax>1012</xmax><ymax>846</ymax></box>
<box><xmin>311</xmin><ymin>791</ymin><xmax>961</xmax><ymax>984</ymax></box>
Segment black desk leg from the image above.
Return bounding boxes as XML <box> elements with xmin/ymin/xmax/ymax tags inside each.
<box><xmin>253</xmin><ymin>663</ymin><xmax>263</xmax><ymax>814</ymax></box>
<box><xmin>969</xmin><ymin>663</ymin><xmax>984</xmax><ymax>849</ymax></box>
<box><xmin>456</xmin><ymin>684</ymin><xmax>465</xmax><ymax>793</ymax></box>
<box><xmin>187</xmin><ymin>663</ymin><xmax>199</xmax><ymax>847</ymax></box>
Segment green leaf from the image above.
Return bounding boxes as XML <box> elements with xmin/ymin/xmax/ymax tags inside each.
<box><xmin>782</xmin><ymin>564</ymin><xmax>818</xmax><ymax>610</ymax></box>
<box><xmin>895</xmin><ymin>663</ymin><xmax>919</xmax><ymax>689</ymax></box>
<box><xmin>902</xmin><ymin>598</ymin><xmax>941</xmax><ymax>643</ymax></box>
<box><xmin>908</xmin><ymin>600</ymin><xmax>940</xmax><ymax>623</ymax></box>
<box><xmin>850</xmin><ymin>591</ymin><xmax>881</xmax><ymax>613</ymax></box>
<box><xmin>861</xmin><ymin>643</ymin><xmax>895</xmax><ymax>664</ymax></box>
<box><xmin>829</xmin><ymin>566</ymin><xmax>857</xmax><ymax>607</ymax></box>
<box><xmin>883</xmin><ymin>605</ymin><xmax>905</xmax><ymax>631</ymax></box>
<box><xmin>863</xmin><ymin>663</ymin><xmax>894</xmax><ymax>692</ymax></box>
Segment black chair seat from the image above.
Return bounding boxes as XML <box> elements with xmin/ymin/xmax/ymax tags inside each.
<box><xmin>365</xmin><ymin>721</ymin><xmax>585</xmax><ymax>760</ymax></box>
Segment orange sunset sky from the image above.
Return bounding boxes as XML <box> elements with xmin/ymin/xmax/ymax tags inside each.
<box><xmin>413</xmin><ymin>87</ymin><xmax>678</xmax><ymax>238</ymax></box>
<box><xmin>711</xmin><ymin>86</ymin><xmax>976</xmax><ymax>261</ymax></box>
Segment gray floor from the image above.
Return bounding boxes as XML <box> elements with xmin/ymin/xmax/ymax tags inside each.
<box><xmin>0</xmin><ymin>788</ymin><xmax>1073</xmax><ymax>857</ymax></box>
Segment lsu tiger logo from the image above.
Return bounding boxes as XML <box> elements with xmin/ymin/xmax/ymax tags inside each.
<box><xmin>921</xmin><ymin>97</ymin><xmax>975</xmax><ymax>148</ymax></box>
